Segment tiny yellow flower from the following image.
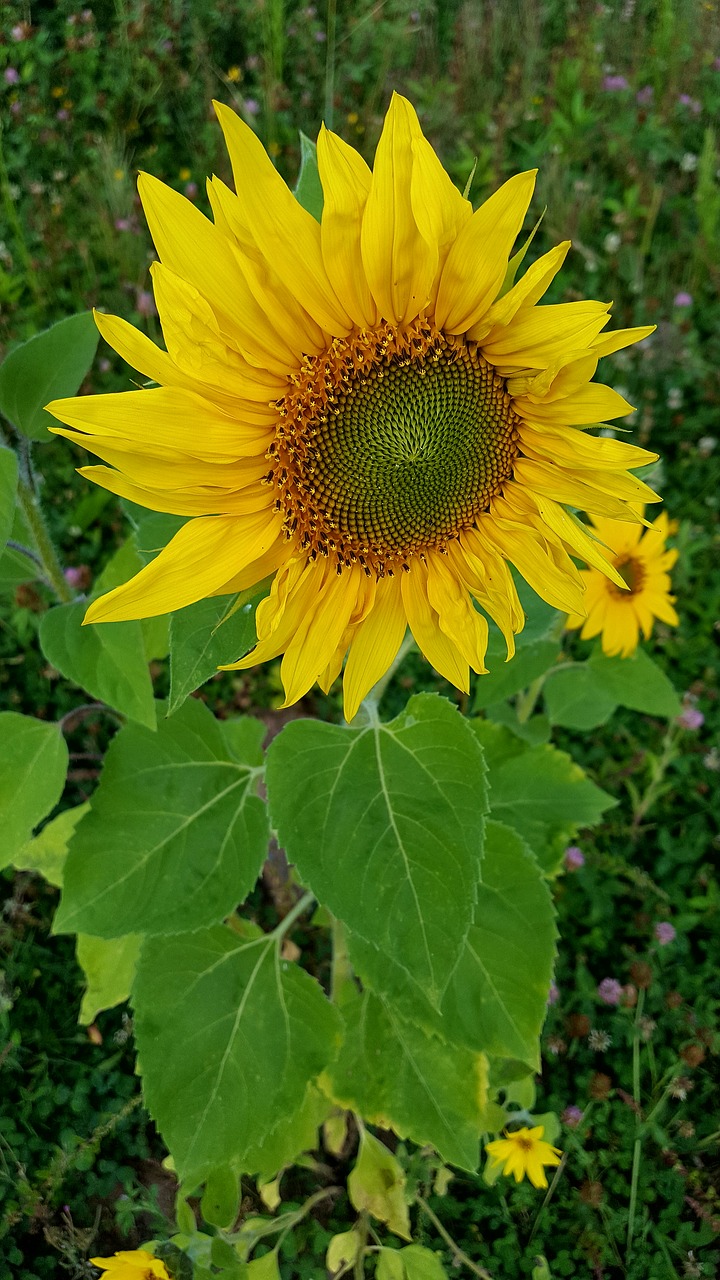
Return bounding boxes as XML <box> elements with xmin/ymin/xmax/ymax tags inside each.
<box><xmin>227</xmin><ymin>65</ymin><xmax>242</xmax><ymax>82</ymax></box>
<box><xmin>113</xmin><ymin>168</ymin><xmax>125</xmax><ymax>181</ymax></box>
<box><xmin>565</xmin><ymin>509</ymin><xmax>678</xmax><ymax>657</ymax></box>
<box><xmin>179</xmin><ymin>167</ymin><xmax>192</xmax><ymax>182</ymax></box>
<box><xmin>346</xmin><ymin>111</ymin><xmax>359</xmax><ymax>124</ymax></box>
<box><xmin>90</xmin><ymin>1249</ymin><xmax>171</xmax><ymax>1280</ymax></box>
<box><xmin>51</xmin><ymin>85</ymin><xmax>66</xmax><ymax>98</ymax></box>
<box><xmin>485</xmin><ymin>1125</ymin><xmax>562</xmax><ymax>1189</ymax></box>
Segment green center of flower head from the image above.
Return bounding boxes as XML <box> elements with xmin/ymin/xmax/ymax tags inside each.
<box><xmin>270</xmin><ymin>318</ymin><xmax>519</xmax><ymax>575</ymax></box>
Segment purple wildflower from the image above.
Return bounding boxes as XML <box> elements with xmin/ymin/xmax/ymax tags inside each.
<box><xmin>603</xmin><ymin>75</ymin><xmax>629</xmax><ymax>92</ymax></box>
<box><xmin>597</xmin><ymin>978</ymin><xmax>623</xmax><ymax>1006</ymax></box>
<box><xmin>673</xmin><ymin>291</ymin><xmax>693</xmax><ymax>308</ymax></box>
<box><xmin>678</xmin><ymin>94</ymin><xmax>701</xmax><ymax>114</ymax></box>
<box><xmin>562</xmin><ymin>1105</ymin><xmax>584</xmax><ymax>1129</ymax></box>
<box><xmin>636</xmin><ymin>85</ymin><xmax>654</xmax><ymax>105</ymax></box>
<box><xmin>547</xmin><ymin>981</ymin><xmax>559</xmax><ymax>1006</ymax></box>
<box><xmin>244</xmin><ymin>98</ymin><xmax>260</xmax><ymax>117</ymax></box>
<box><xmin>114</xmin><ymin>217</ymin><xmax>131</xmax><ymax>232</ymax></box>
<box><xmin>565</xmin><ymin>845</ymin><xmax>585</xmax><ymax>871</ymax></box>
<box><xmin>135</xmin><ymin>289</ymin><xmax>157</xmax><ymax>317</ymax></box>
<box><xmin>655</xmin><ymin>921</ymin><xmax>676</xmax><ymax>946</ymax></box>
<box><xmin>4</xmin><ymin>67</ymin><xmax>20</xmax><ymax>85</ymax></box>
<box><xmin>678</xmin><ymin>706</ymin><xmax>704</xmax><ymax>731</ymax></box>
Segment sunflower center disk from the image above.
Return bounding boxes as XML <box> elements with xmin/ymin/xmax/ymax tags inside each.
<box><xmin>269</xmin><ymin>319</ymin><xmax>519</xmax><ymax>575</ymax></box>
<box><xmin>613</xmin><ymin>555</ymin><xmax>645</xmax><ymax>595</ymax></box>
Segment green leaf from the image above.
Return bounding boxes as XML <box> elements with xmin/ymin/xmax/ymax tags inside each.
<box><xmin>587</xmin><ymin>647</ymin><xmax>681</xmax><ymax>718</ymax></box>
<box><xmin>168</xmin><ymin>589</ymin><xmax>267</xmax><ymax>715</ymax></box>
<box><xmin>55</xmin><ymin>699</ymin><xmax>268</xmax><ymax>938</ymax></box>
<box><xmin>294</xmin><ymin>133</ymin><xmax>323</xmax><ymax>221</ymax></box>
<box><xmin>245</xmin><ymin>1254</ymin><xmax>281</xmax><ymax>1280</ymax></box>
<box><xmin>347</xmin><ymin>1129</ymin><xmax>411</xmax><ymax>1240</ymax></box>
<box><xmin>76</xmin><ymin>933</ymin><xmax>141</xmax><ymax>1024</ymax></box>
<box><xmin>471</xmin><ymin>720</ymin><xmax>615</xmax><ymax>875</ymax></box>
<box><xmin>348</xmin><ymin>822</ymin><xmax>556</xmax><ymax>1073</ymax></box>
<box><xmin>434</xmin><ymin>821</ymin><xmax>556</xmax><ymax>1069</ymax></box>
<box><xmin>0</xmin><ymin>713</ymin><xmax>68</xmax><ymax>868</ymax></box>
<box><xmin>324</xmin><ymin>988</ymin><xmax>487</xmax><ymax>1170</ymax></box>
<box><xmin>241</xmin><ymin>1083</ymin><xmax>331</xmax><ymax>1181</ymax></box>
<box><xmin>0</xmin><ymin>447</ymin><xmax>18</xmax><ymax>555</ymax></box>
<box><xmin>12</xmin><ymin>802</ymin><xmax>88</xmax><ymax>887</ymax></box>
<box><xmin>326</xmin><ymin>1230</ymin><xmax>362</xmax><ymax>1275</ymax></box>
<box><xmin>132</xmin><ymin>926</ymin><xmax>341</xmax><ymax>1181</ymax></box>
<box><xmin>400</xmin><ymin>1245</ymin><xmax>450</xmax><ymax>1280</ymax></box>
<box><xmin>543</xmin><ymin>664</ymin><xmax>618</xmax><ymax>730</ymax></box>
<box><xmin>201</xmin><ymin>1165</ymin><xmax>241</xmax><ymax>1229</ymax></box>
<box><xmin>0</xmin><ymin>497</ymin><xmax>35</xmax><ymax>590</ymax></box>
<box><xmin>266</xmin><ymin>694</ymin><xmax>487</xmax><ymax>1004</ymax></box>
<box><xmin>0</xmin><ymin>313</ymin><xmax>99</xmax><ymax>442</ymax></box>
<box><xmin>39</xmin><ymin>603</ymin><xmax>156</xmax><ymax>729</ymax></box>
<box><xmin>377</xmin><ymin>1250</ymin><xmax>405</xmax><ymax>1280</ymax></box>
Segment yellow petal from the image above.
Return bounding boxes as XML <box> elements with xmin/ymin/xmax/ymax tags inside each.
<box><xmin>137</xmin><ymin>172</ymin><xmax>295</xmax><ymax>377</ymax></box>
<box><xmin>425</xmin><ymin>552</ymin><xmax>489</xmax><ymax>673</ymax></box>
<box><xmin>59</xmin><ymin>433</ymin><xmax>267</xmax><ymax>490</ymax></box>
<box><xmin>474</xmin><ymin>241</ymin><xmax>571</xmax><ymax>335</ymax></box>
<box><xmin>343</xmin><ymin>575</ymin><xmax>407</xmax><ymax>720</ymax></box>
<box><xmin>93</xmin><ymin>310</ymin><xmax>284</xmax><ymax>405</ymax></box>
<box><xmin>482</xmin><ymin>301</ymin><xmax>610</xmax><ymax>369</ymax></box>
<box><xmin>84</xmin><ymin>510</ymin><xmax>283</xmax><ymax>622</ymax></box>
<box><xmin>592</xmin><ymin>325</ymin><xmax>655</xmax><ymax>358</ymax></box>
<box><xmin>519</xmin><ymin>422</ymin><xmax>658</xmax><ymax>471</ymax></box>
<box><xmin>435</xmin><ymin>170</ymin><xmax>537</xmax><ymax>334</ymax></box>
<box><xmin>518</xmin><ymin>382</ymin><xmax>635</xmax><ymax>425</ymax></box>
<box><xmin>317</xmin><ymin>126</ymin><xmax>377</xmax><ymax>328</ymax></box>
<box><xmin>514</xmin><ymin>455</ymin><xmax>658</xmax><ymax>519</ymax></box>
<box><xmin>400</xmin><ymin>560</ymin><xmax>469</xmax><ymax>691</ymax></box>
<box><xmin>409</xmin><ymin>127</ymin><xmax>472</xmax><ymax>306</ymax></box>
<box><xmin>78</xmin><ymin>465</ymin><xmax>274</xmax><ymax>517</ymax></box>
<box><xmin>280</xmin><ymin>565</ymin><xmax>362</xmax><ymax>705</ymax></box>
<box><xmin>361</xmin><ymin>93</ymin><xmax>438</xmax><ymax>325</ymax></box>
<box><xmin>47</xmin><ymin>386</ymin><xmax>272</xmax><ymax>459</ymax></box>
<box><xmin>480</xmin><ymin>516</ymin><xmax>585</xmax><ymax>614</ymax></box>
<box><xmin>206</xmin><ymin>176</ymin><xmax>327</xmax><ymax>355</ymax></box>
<box><xmin>213</xmin><ymin>100</ymin><xmax>352</xmax><ymax>335</ymax></box>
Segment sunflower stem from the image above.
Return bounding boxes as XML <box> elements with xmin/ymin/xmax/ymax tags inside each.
<box><xmin>626</xmin><ymin>986</ymin><xmax>645</xmax><ymax>1258</ymax></box>
<box><xmin>324</xmin><ymin>0</ymin><xmax>337</xmax><ymax>129</ymax></box>
<box><xmin>631</xmin><ymin>725</ymin><xmax>680</xmax><ymax>831</ymax></box>
<box><xmin>515</xmin><ymin>674</ymin><xmax>545</xmax><ymax>724</ymax></box>
<box><xmin>15</xmin><ymin>474</ymin><xmax>73</xmax><ymax>603</ymax></box>
<box><xmin>416</xmin><ymin>1194</ymin><xmax>493</xmax><ymax>1279</ymax></box>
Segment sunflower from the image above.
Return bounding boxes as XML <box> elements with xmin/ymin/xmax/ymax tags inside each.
<box><xmin>565</xmin><ymin>509</ymin><xmax>678</xmax><ymax>657</ymax></box>
<box><xmin>47</xmin><ymin>94</ymin><xmax>660</xmax><ymax>719</ymax></box>
<box><xmin>485</xmin><ymin>1125</ymin><xmax>562</xmax><ymax>1189</ymax></box>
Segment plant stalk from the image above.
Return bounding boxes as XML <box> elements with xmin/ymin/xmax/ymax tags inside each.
<box><xmin>16</xmin><ymin>475</ymin><xmax>73</xmax><ymax>603</ymax></box>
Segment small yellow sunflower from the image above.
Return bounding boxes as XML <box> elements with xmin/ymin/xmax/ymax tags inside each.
<box><xmin>90</xmin><ymin>1249</ymin><xmax>170</xmax><ymax>1280</ymax></box>
<box><xmin>485</xmin><ymin>1125</ymin><xmax>562</xmax><ymax>1189</ymax></box>
<box><xmin>565</xmin><ymin>509</ymin><xmax>678</xmax><ymax>657</ymax></box>
<box><xmin>48</xmin><ymin>94</ymin><xmax>660</xmax><ymax>719</ymax></box>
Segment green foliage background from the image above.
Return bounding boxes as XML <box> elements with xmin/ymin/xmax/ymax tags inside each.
<box><xmin>1</xmin><ymin>0</ymin><xmax>719</xmax><ymax>1278</ymax></box>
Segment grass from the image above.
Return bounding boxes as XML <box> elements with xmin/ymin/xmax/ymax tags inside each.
<box><xmin>1</xmin><ymin>0</ymin><xmax>719</xmax><ymax>1276</ymax></box>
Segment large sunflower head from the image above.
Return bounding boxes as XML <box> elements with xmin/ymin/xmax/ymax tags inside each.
<box><xmin>565</xmin><ymin>509</ymin><xmax>679</xmax><ymax>657</ymax></box>
<box><xmin>47</xmin><ymin>94</ymin><xmax>661</xmax><ymax>719</ymax></box>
